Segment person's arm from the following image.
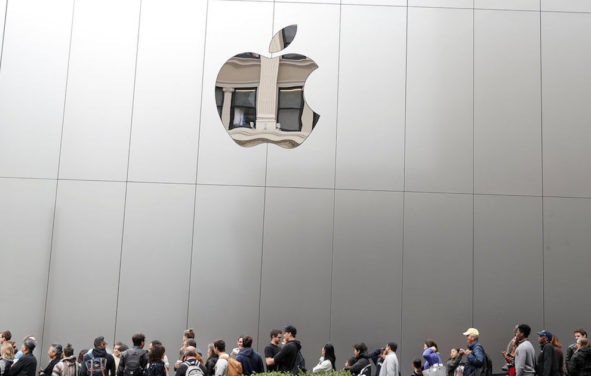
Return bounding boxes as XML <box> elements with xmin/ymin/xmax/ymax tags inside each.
<box><xmin>347</xmin><ymin>359</ymin><xmax>368</xmax><ymax>375</ymax></box>
<box><xmin>469</xmin><ymin>346</ymin><xmax>484</xmax><ymax>368</ymax></box>
<box><xmin>273</xmin><ymin>346</ymin><xmax>291</xmax><ymax>366</ymax></box>
<box><xmin>9</xmin><ymin>356</ymin><xmax>25</xmax><ymax>376</ymax></box>
<box><xmin>543</xmin><ymin>346</ymin><xmax>554</xmax><ymax>376</ymax></box>
<box><xmin>514</xmin><ymin>347</ymin><xmax>525</xmax><ymax>376</ymax></box>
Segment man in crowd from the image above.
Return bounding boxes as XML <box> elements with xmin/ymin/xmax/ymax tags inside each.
<box><xmin>264</xmin><ymin>330</ymin><xmax>282</xmax><ymax>372</ymax></box>
<box><xmin>379</xmin><ymin>342</ymin><xmax>399</xmax><ymax>376</ymax></box>
<box><xmin>117</xmin><ymin>334</ymin><xmax>147</xmax><ymax>376</ymax></box>
<box><xmin>462</xmin><ymin>328</ymin><xmax>484</xmax><ymax>376</ymax></box>
<box><xmin>514</xmin><ymin>324</ymin><xmax>536</xmax><ymax>376</ymax></box>
<box><xmin>9</xmin><ymin>339</ymin><xmax>37</xmax><ymax>376</ymax></box>
<box><xmin>174</xmin><ymin>347</ymin><xmax>206</xmax><ymax>376</ymax></box>
<box><xmin>537</xmin><ymin>331</ymin><xmax>559</xmax><ymax>376</ymax></box>
<box><xmin>236</xmin><ymin>336</ymin><xmax>264</xmax><ymax>375</ymax></box>
<box><xmin>81</xmin><ymin>337</ymin><xmax>116</xmax><ymax>376</ymax></box>
<box><xmin>213</xmin><ymin>341</ymin><xmax>228</xmax><ymax>376</ymax></box>
<box><xmin>268</xmin><ymin>325</ymin><xmax>302</xmax><ymax>374</ymax></box>
<box><xmin>0</xmin><ymin>332</ymin><xmax>12</xmax><ymax>346</ymax></box>
<box><xmin>567</xmin><ymin>329</ymin><xmax>587</xmax><ymax>376</ymax></box>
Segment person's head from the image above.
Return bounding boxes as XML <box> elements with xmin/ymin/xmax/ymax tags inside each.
<box><xmin>207</xmin><ymin>343</ymin><xmax>215</xmax><ymax>359</ymax></box>
<box><xmin>237</xmin><ymin>337</ymin><xmax>244</xmax><ymax>349</ymax></box>
<box><xmin>186</xmin><ymin>339</ymin><xmax>197</xmax><ymax>348</ymax></box>
<box><xmin>462</xmin><ymin>328</ymin><xmax>480</xmax><ymax>345</ymax></box>
<box><xmin>412</xmin><ymin>359</ymin><xmax>423</xmax><ymax>373</ymax></box>
<box><xmin>132</xmin><ymin>334</ymin><xmax>145</xmax><ymax>348</ymax></box>
<box><xmin>517</xmin><ymin>324</ymin><xmax>531</xmax><ymax>341</ymax></box>
<box><xmin>113</xmin><ymin>342</ymin><xmax>126</xmax><ymax>358</ymax></box>
<box><xmin>537</xmin><ymin>330</ymin><xmax>552</xmax><ymax>345</ymax></box>
<box><xmin>184</xmin><ymin>346</ymin><xmax>197</xmax><ymax>360</ymax></box>
<box><xmin>63</xmin><ymin>344</ymin><xmax>74</xmax><ymax>358</ymax></box>
<box><xmin>213</xmin><ymin>340</ymin><xmax>225</xmax><ymax>355</ymax></box>
<box><xmin>94</xmin><ymin>336</ymin><xmax>106</xmax><ymax>349</ymax></box>
<box><xmin>184</xmin><ymin>329</ymin><xmax>195</xmax><ymax>341</ymax></box>
<box><xmin>149</xmin><ymin>340</ymin><xmax>161</xmax><ymax>352</ymax></box>
<box><xmin>242</xmin><ymin>336</ymin><xmax>253</xmax><ymax>349</ymax></box>
<box><xmin>1</xmin><ymin>343</ymin><xmax>14</xmax><ymax>359</ymax></box>
<box><xmin>49</xmin><ymin>344</ymin><xmax>63</xmax><ymax>360</ymax></box>
<box><xmin>0</xmin><ymin>331</ymin><xmax>12</xmax><ymax>344</ymax></box>
<box><xmin>322</xmin><ymin>344</ymin><xmax>336</xmax><ymax>370</ymax></box>
<box><xmin>270</xmin><ymin>330</ymin><xmax>282</xmax><ymax>345</ymax></box>
<box><xmin>149</xmin><ymin>344</ymin><xmax>165</xmax><ymax>363</ymax></box>
<box><xmin>577</xmin><ymin>338</ymin><xmax>590</xmax><ymax>349</ymax></box>
<box><xmin>283</xmin><ymin>326</ymin><xmax>297</xmax><ymax>341</ymax></box>
<box><xmin>22</xmin><ymin>339</ymin><xmax>36</xmax><ymax>354</ymax></box>
<box><xmin>575</xmin><ymin>329</ymin><xmax>588</xmax><ymax>342</ymax></box>
<box><xmin>450</xmin><ymin>348</ymin><xmax>460</xmax><ymax>359</ymax></box>
<box><xmin>551</xmin><ymin>335</ymin><xmax>562</xmax><ymax>349</ymax></box>
<box><xmin>345</xmin><ymin>356</ymin><xmax>356</xmax><ymax>367</ymax></box>
<box><xmin>353</xmin><ymin>343</ymin><xmax>368</xmax><ymax>357</ymax></box>
<box><xmin>386</xmin><ymin>342</ymin><xmax>398</xmax><ymax>354</ymax></box>
<box><xmin>424</xmin><ymin>339</ymin><xmax>438</xmax><ymax>351</ymax></box>
<box><xmin>78</xmin><ymin>350</ymin><xmax>88</xmax><ymax>364</ymax></box>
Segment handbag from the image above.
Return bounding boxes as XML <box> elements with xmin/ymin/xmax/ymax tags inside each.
<box><xmin>425</xmin><ymin>364</ymin><xmax>447</xmax><ymax>376</ymax></box>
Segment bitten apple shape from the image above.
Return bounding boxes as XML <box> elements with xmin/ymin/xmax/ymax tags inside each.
<box><xmin>215</xmin><ymin>25</ymin><xmax>319</xmax><ymax>149</ymax></box>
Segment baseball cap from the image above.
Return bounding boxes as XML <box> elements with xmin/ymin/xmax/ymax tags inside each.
<box><xmin>536</xmin><ymin>330</ymin><xmax>553</xmax><ymax>340</ymax></box>
<box><xmin>463</xmin><ymin>328</ymin><xmax>480</xmax><ymax>336</ymax></box>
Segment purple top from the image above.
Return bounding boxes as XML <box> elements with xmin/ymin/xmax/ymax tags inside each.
<box><xmin>423</xmin><ymin>348</ymin><xmax>442</xmax><ymax>370</ymax></box>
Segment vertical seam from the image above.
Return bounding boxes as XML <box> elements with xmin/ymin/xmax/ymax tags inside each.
<box><xmin>539</xmin><ymin>2</ymin><xmax>545</xmax><ymax>328</ymax></box>
<box><xmin>0</xmin><ymin>0</ymin><xmax>8</xmax><ymax>72</ymax></box>
<box><xmin>256</xmin><ymin>0</ymin><xmax>274</xmax><ymax>352</ymax></box>
<box><xmin>328</xmin><ymin>0</ymin><xmax>342</xmax><ymax>343</ymax></box>
<box><xmin>40</xmin><ymin>0</ymin><xmax>76</xmax><ymax>357</ymax></box>
<box><xmin>113</xmin><ymin>0</ymin><xmax>143</xmax><ymax>345</ymax></box>
<box><xmin>186</xmin><ymin>0</ymin><xmax>209</xmax><ymax>330</ymax></box>
<box><xmin>472</xmin><ymin>0</ymin><xmax>476</xmax><ymax>328</ymax></box>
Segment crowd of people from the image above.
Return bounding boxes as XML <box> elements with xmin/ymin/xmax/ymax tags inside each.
<box><xmin>0</xmin><ymin>325</ymin><xmax>589</xmax><ymax>376</ymax></box>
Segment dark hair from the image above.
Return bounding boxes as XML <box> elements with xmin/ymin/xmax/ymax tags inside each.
<box><xmin>284</xmin><ymin>325</ymin><xmax>297</xmax><ymax>337</ymax></box>
<box><xmin>0</xmin><ymin>331</ymin><xmax>11</xmax><ymax>341</ymax></box>
<box><xmin>64</xmin><ymin>344</ymin><xmax>74</xmax><ymax>357</ymax></box>
<box><xmin>214</xmin><ymin>340</ymin><xmax>225</xmax><ymax>352</ymax></box>
<box><xmin>242</xmin><ymin>336</ymin><xmax>253</xmax><ymax>348</ymax></box>
<box><xmin>270</xmin><ymin>329</ymin><xmax>282</xmax><ymax>339</ymax></box>
<box><xmin>413</xmin><ymin>359</ymin><xmax>423</xmax><ymax>375</ymax></box>
<box><xmin>186</xmin><ymin>339</ymin><xmax>197</xmax><ymax>348</ymax></box>
<box><xmin>387</xmin><ymin>342</ymin><xmax>398</xmax><ymax>353</ymax></box>
<box><xmin>94</xmin><ymin>337</ymin><xmax>105</xmax><ymax>348</ymax></box>
<box><xmin>149</xmin><ymin>344</ymin><xmax>165</xmax><ymax>363</ymax></box>
<box><xmin>353</xmin><ymin>343</ymin><xmax>368</xmax><ymax>354</ymax></box>
<box><xmin>78</xmin><ymin>350</ymin><xmax>88</xmax><ymax>364</ymax></box>
<box><xmin>23</xmin><ymin>339</ymin><xmax>36</xmax><ymax>352</ymax></box>
<box><xmin>575</xmin><ymin>329</ymin><xmax>588</xmax><ymax>337</ymax></box>
<box><xmin>51</xmin><ymin>344</ymin><xmax>63</xmax><ymax>359</ymax></box>
<box><xmin>184</xmin><ymin>329</ymin><xmax>195</xmax><ymax>339</ymax></box>
<box><xmin>151</xmin><ymin>340</ymin><xmax>162</xmax><ymax>346</ymax></box>
<box><xmin>119</xmin><ymin>344</ymin><xmax>129</xmax><ymax>352</ymax></box>
<box><xmin>518</xmin><ymin>324</ymin><xmax>531</xmax><ymax>338</ymax></box>
<box><xmin>132</xmin><ymin>334</ymin><xmax>145</xmax><ymax>347</ymax></box>
<box><xmin>425</xmin><ymin>339</ymin><xmax>438</xmax><ymax>351</ymax></box>
<box><xmin>323</xmin><ymin>344</ymin><xmax>336</xmax><ymax>370</ymax></box>
<box><xmin>346</xmin><ymin>356</ymin><xmax>356</xmax><ymax>367</ymax></box>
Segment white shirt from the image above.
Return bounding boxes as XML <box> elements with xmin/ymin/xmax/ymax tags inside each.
<box><xmin>312</xmin><ymin>358</ymin><xmax>333</xmax><ymax>373</ymax></box>
<box><xmin>379</xmin><ymin>352</ymin><xmax>399</xmax><ymax>376</ymax></box>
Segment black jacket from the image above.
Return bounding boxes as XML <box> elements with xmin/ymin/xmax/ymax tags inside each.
<box><xmin>205</xmin><ymin>356</ymin><xmax>218</xmax><ymax>376</ymax></box>
<box><xmin>345</xmin><ymin>352</ymin><xmax>372</xmax><ymax>376</ymax></box>
<box><xmin>447</xmin><ymin>355</ymin><xmax>464</xmax><ymax>376</ymax></box>
<box><xmin>41</xmin><ymin>358</ymin><xmax>60</xmax><ymax>376</ymax></box>
<box><xmin>274</xmin><ymin>340</ymin><xmax>301</xmax><ymax>374</ymax></box>
<box><xmin>9</xmin><ymin>353</ymin><xmax>37</xmax><ymax>376</ymax></box>
<box><xmin>117</xmin><ymin>347</ymin><xmax>148</xmax><ymax>376</ymax></box>
<box><xmin>567</xmin><ymin>348</ymin><xmax>591</xmax><ymax>376</ymax></box>
<box><xmin>80</xmin><ymin>348</ymin><xmax>116</xmax><ymax>376</ymax></box>
<box><xmin>236</xmin><ymin>349</ymin><xmax>264</xmax><ymax>375</ymax></box>
<box><xmin>175</xmin><ymin>358</ymin><xmax>206</xmax><ymax>376</ymax></box>
<box><xmin>537</xmin><ymin>343</ymin><xmax>560</xmax><ymax>376</ymax></box>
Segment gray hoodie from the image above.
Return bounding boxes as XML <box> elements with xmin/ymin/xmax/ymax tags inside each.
<box><xmin>515</xmin><ymin>340</ymin><xmax>536</xmax><ymax>376</ymax></box>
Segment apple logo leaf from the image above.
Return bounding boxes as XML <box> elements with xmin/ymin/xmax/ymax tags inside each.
<box><xmin>269</xmin><ymin>24</ymin><xmax>297</xmax><ymax>54</ymax></box>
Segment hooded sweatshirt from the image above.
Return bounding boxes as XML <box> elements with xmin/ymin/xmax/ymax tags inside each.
<box><xmin>236</xmin><ymin>348</ymin><xmax>264</xmax><ymax>375</ymax></box>
<box><xmin>345</xmin><ymin>352</ymin><xmax>371</xmax><ymax>376</ymax></box>
<box><xmin>568</xmin><ymin>347</ymin><xmax>591</xmax><ymax>376</ymax></box>
<box><xmin>273</xmin><ymin>340</ymin><xmax>302</xmax><ymax>374</ymax></box>
<box><xmin>81</xmin><ymin>348</ymin><xmax>116</xmax><ymax>376</ymax></box>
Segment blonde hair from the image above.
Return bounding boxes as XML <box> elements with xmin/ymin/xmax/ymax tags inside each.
<box><xmin>578</xmin><ymin>338</ymin><xmax>590</xmax><ymax>348</ymax></box>
<box><xmin>1</xmin><ymin>343</ymin><xmax>14</xmax><ymax>359</ymax></box>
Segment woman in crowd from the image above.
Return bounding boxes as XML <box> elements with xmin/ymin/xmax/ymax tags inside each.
<box><xmin>446</xmin><ymin>348</ymin><xmax>464</xmax><ymax>376</ymax></box>
<box><xmin>205</xmin><ymin>344</ymin><xmax>218</xmax><ymax>376</ymax></box>
<box><xmin>423</xmin><ymin>340</ymin><xmax>442</xmax><ymax>369</ymax></box>
<box><xmin>344</xmin><ymin>343</ymin><xmax>371</xmax><ymax>376</ymax></box>
<box><xmin>40</xmin><ymin>344</ymin><xmax>62</xmax><ymax>376</ymax></box>
<box><xmin>568</xmin><ymin>338</ymin><xmax>591</xmax><ymax>376</ymax></box>
<box><xmin>0</xmin><ymin>343</ymin><xmax>14</xmax><ymax>376</ymax></box>
<box><xmin>146</xmin><ymin>344</ymin><xmax>167</xmax><ymax>376</ymax></box>
<box><xmin>313</xmin><ymin>344</ymin><xmax>336</xmax><ymax>373</ymax></box>
<box><xmin>552</xmin><ymin>336</ymin><xmax>565</xmax><ymax>376</ymax></box>
<box><xmin>411</xmin><ymin>359</ymin><xmax>424</xmax><ymax>376</ymax></box>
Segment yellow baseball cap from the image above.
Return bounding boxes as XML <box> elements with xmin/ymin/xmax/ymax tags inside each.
<box><xmin>463</xmin><ymin>328</ymin><xmax>480</xmax><ymax>336</ymax></box>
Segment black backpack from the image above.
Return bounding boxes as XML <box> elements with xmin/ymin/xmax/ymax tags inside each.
<box><xmin>123</xmin><ymin>349</ymin><xmax>147</xmax><ymax>376</ymax></box>
<box><xmin>474</xmin><ymin>346</ymin><xmax>493</xmax><ymax>376</ymax></box>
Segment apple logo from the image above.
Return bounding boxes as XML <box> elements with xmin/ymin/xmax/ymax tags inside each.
<box><xmin>215</xmin><ymin>25</ymin><xmax>320</xmax><ymax>149</ymax></box>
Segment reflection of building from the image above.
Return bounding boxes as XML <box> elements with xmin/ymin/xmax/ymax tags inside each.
<box><xmin>215</xmin><ymin>52</ymin><xmax>319</xmax><ymax>148</ymax></box>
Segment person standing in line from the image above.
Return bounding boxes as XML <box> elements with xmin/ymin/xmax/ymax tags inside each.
<box><xmin>40</xmin><ymin>345</ymin><xmax>62</xmax><ymax>376</ymax></box>
<box><xmin>213</xmin><ymin>341</ymin><xmax>228</xmax><ymax>376</ymax></box>
<box><xmin>514</xmin><ymin>324</ymin><xmax>536</xmax><ymax>376</ymax></box>
<box><xmin>269</xmin><ymin>326</ymin><xmax>303</xmax><ymax>374</ymax></box>
<box><xmin>410</xmin><ymin>360</ymin><xmax>423</xmax><ymax>376</ymax></box>
<box><xmin>344</xmin><ymin>343</ymin><xmax>371</xmax><ymax>376</ymax></box>
<box><xmin>462</xmin><ymin>328</ymin><xmax>484</xmax><ymax>376</ymax></box>
<box><xmin>205</xmin><ymin>344</ymin><xmax>218</xmax><ymax>376</ymax></box>
<box><xmin>567</xmin><ymin>338</ymin><xmax>591</xmax><ymax>376</ymax></box>
<box><xmin>80</xmin><ymin>336</ymin><xmax>116</xmax><ymax>376</ymax></box>
<box><xmin>9</xmin><ymin>339</ymin><xmax>37</xmax><ymax>376</ymax></box>
<box><xmin>0</xmin><ymin>343</ymin><xmax>15</xmax><ymax>376</ymax></box>
<box><xmin>537</xmin><ymin>331</ymin><xmax>559</xmax><ymax>376</ymax></box>
<box><xmin>379</xmin><ymin>343</ymin><xmax>399</xmax><ymax>376</ymax></box>
<box><xmin>175</xmin><ymin>347</ymin><xmax>206</xmax><ymax>376</ymax></box>
<box><xmin>264</xmin><ymin>330</ymin><xmax>282</xmax><ymax>372</ymax></box>
<box><xmin>235</xmin><ymin>337</ymin><xmax>263</xmax><ymax>375</ymax></box>
<box><xmin>423</xmin><ymin>340</ymin><xmax>442</xmax><ymax>370</ymax></box>
<box><xmin>0</xmin><ymin>333</ymin><xmax>12</xmax><ymax>347</ymax></box>
<box><xmin>446</xmin><ymin>348</ymin><xmax>464</xmax><ymax>376</ymax></box>
<box><xmin>52</xmin><ymin>344</ymin><xmax>78</xmax><ymax>376</ymax></box>
<box><xmin>552</xmin><ymin>336</ymin><xmax>565</xmax><ymax>376</ymax></box>
<box><xmin>145</xmin><ymin>344</ymin><xmax>166</xmax><ymax>376</ymax></box>
<box><xmin>113</xmin><ymin>344</ymin><xmax>127</xmax><ymax>374</ymax></box>
<box><xmin>567</xmin><ymin>330</ymin><xmax>588</xmax><ymax>376</ymax></box>
<box><xmin>117</xmin><ymin>334</ymin><xmax>148</xmax><ymax>376</ymax></box>
<box><xmin>312</xmin><ymin>344</ymin><xmax>336</xmax><ymax>374</ymax></box>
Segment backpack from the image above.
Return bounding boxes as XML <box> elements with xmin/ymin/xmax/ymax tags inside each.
<box><xmin>293</xmin><ymin>352</ymin><xmax>306</xmax><ymax>374</ymax></box>
<box><xmin>85</xmin><ymin>352</ymin><xmax>108</xmax><ymax>376</ymax></box>
<box><xmin>474</xmin><ymin>346</ymin><xmax>492</xmax><ymax>376</ymax></box>
<box><xmin>223</xmin><ymin>356</ymin><xmax>243</xmax><ymax>376</ymax></box>
<box><xmin>123</xmin><ymin>349</ymin><xmax>146</xmax><ymax>376</ymax></box>
<box><xmin>145</xmin><ymin>362</ymin><xmax>165</xmax><ymax>376</ymax></box>
<box><xmin>183</xmin><ymin>360</ymin><xmax>204</xmax><ymax>376</ymax></box>
<box><xmin>62</xmin><ymin>361</ymin><xmax>79</xmax><ymax>376</ymax></box>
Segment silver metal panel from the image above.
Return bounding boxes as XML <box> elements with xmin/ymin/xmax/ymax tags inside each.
<box><xmin>264</xmin><ymin>3</ymin><xmax>339</xmax><ymax>189</ymax></box>
<box><xmin>544</xmin><ymin>198</ymin><xmax>591</xmax><ymax>353</ymax></box>
<box><xmin>188</xmin><ymin>184</ymin><xmax>265</xmax><ymax>353</ymax></box>
<box><xmin>0</xmin><ymin>179</ymin><xmax>56</xmax><ymax>353</ymax></box>
<box><xmin>127</xmin><ymin>0</ymin><xmax>206</xmax><ymax>184</ymax></box>
<box><xmin>474</xmin><ymin>195</ymin><xmax>543</xmax><ymax>371</ymax></box>
<box><xmin>475</xmin><ymin>0</ymin><xmax>540</xmax><ymax>10</ymax></box>
<box><xmin>336</xmin><ymin>5</ymin><xmax>406</xmax><ymax>191</ymax></box>
<box><xmin>43</xmin><ymin>180</ymin><xmax>125</xmax><ymax>355</ymax></box>
<box><xmin>474</xmin><ymin>10</ymin><xmax>542</xmax><ymax>196</ymax></box>
<box><xmin>402</xmin><ymin>193</ymin><xmax>473</xmax><ymax>374</ymax></box>
<box><xmin>115</xmin><ymin>183</ymin><xmax>195</xmax><ymax>353</ymax></box>
<box><xmin>58</xmin><ymin>0</ymin><xmax>140</xmax><ymax>181</ymax></box>
<box><xmin>342</xmin><ymin>0</ymin><xmax>406</xmax><ymax>5</ymax></box>
<box><xmin>408</xmin><ymin>0</ymin><xmax>473</xmax><ymax>8</ymax></box>
<box><xmin>0</xmin><ymin>0</ymin><xmax>72</xmax><ymax>178</ymax></box>
<box><xmin>259</xmin><ymin>187</ymin><xmax>334</xmax><ymax>366</ymax></box>
<box><xmin>542</xmin><ymin>0</ymin><xmax>591</xmax><ymax>12</ymax></box>
<box><xmin>331</xmin><ymin>190</ymin><xmax>404</xmax><ymax>360</ymax></box>
<box><xmin>405</xmin><ymin>8</ymin><xmax>473</xmax><ymax>194</ymax></box>
<box><xmin>196</xmin><ymin>0</ymin><xmax>271</xmax><ymax>186</ymax></box>
<box><xmin>542</xmin><ymin>12</ymin><xmax>591</xmax><ymax>198</ymax></box>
